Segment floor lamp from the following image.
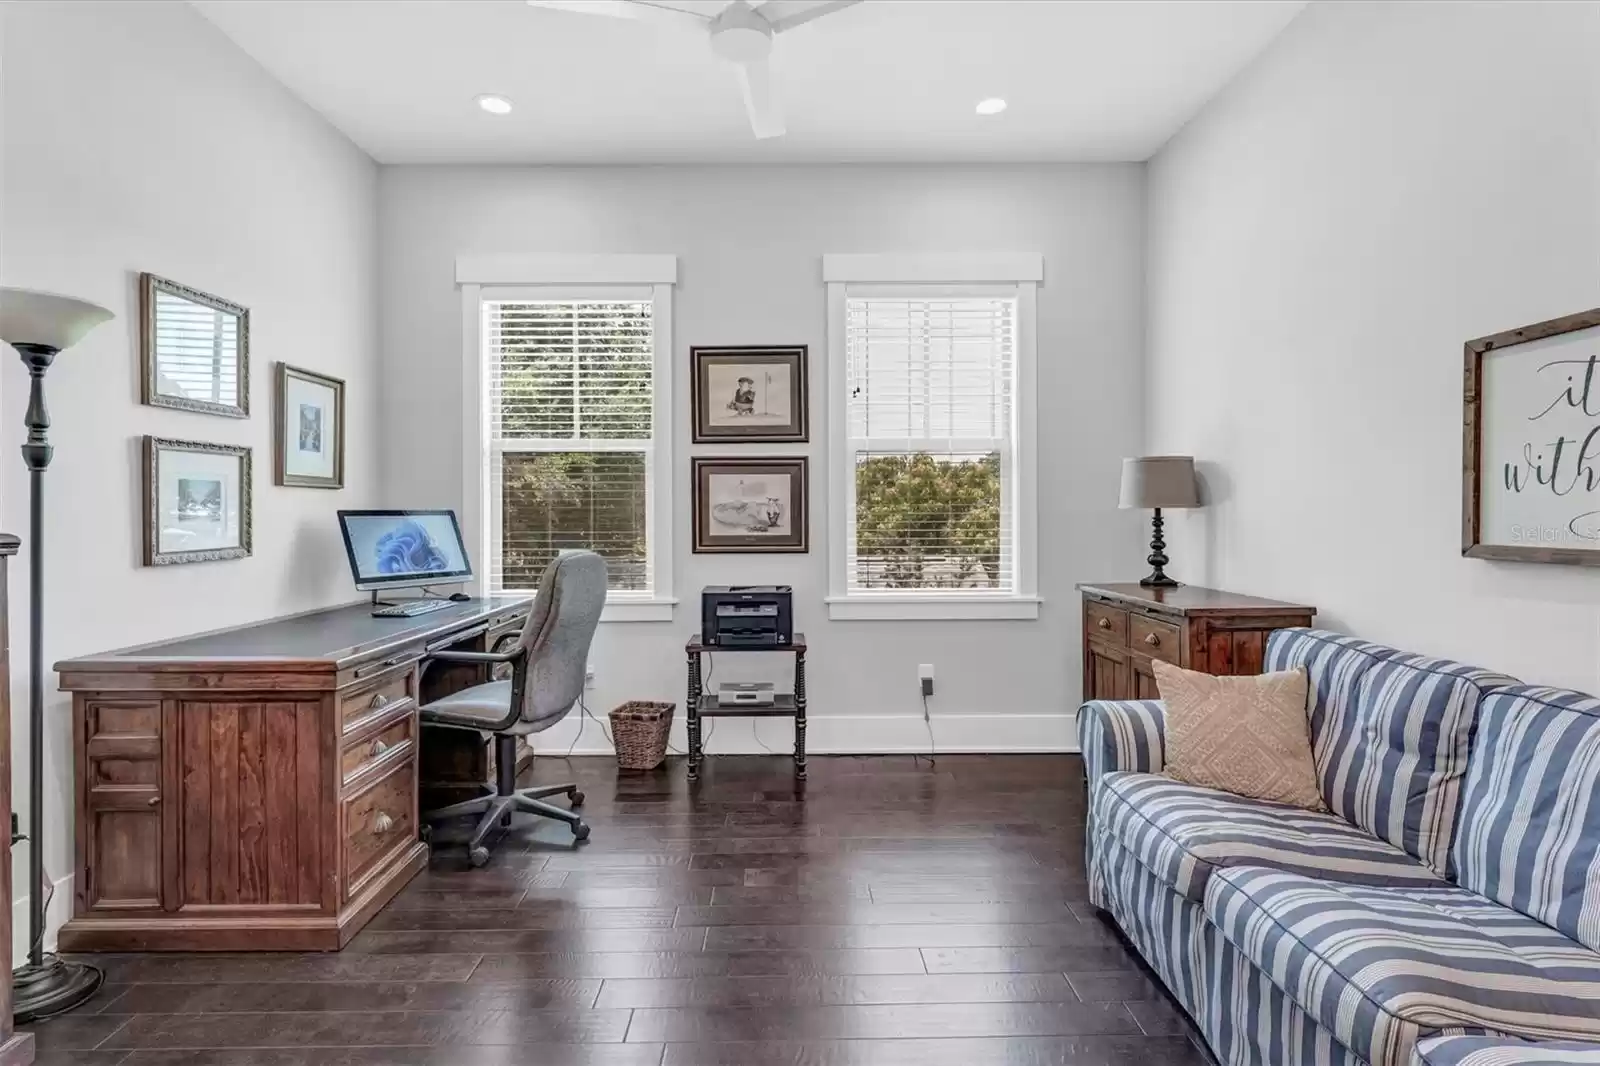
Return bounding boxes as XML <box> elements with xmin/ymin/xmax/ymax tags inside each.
<box><xmin>0</xmin><ymin>288</ymin><xmax>113</xmax><ymax>1021</ymax></box>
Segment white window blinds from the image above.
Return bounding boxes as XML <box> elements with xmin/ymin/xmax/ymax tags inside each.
<box><xmin>484</xmin><ymin>300</ymin><xmax>654</xmax><ymax>593</ymax></box>
<box><xmin>844</xmin><ymin>295</ymin><xmax>1016</xmax><ymax>592</ymax></box>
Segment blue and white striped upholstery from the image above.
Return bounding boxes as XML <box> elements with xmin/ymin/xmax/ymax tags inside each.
<box><xmin>1416</xmin><ymin>1036</ymin><xmax>1600</xmax><ymax>1065</ymax></box>
<box><xmin>1206</xmin><ymin>868</ymin><xmax>1600</xmax><ymax>1066</ymax></box>
<box><xmin>1078</xmin><ymin>699</ymin><xmax>1165</xmax><ymax>906</ymax></box>
<box><xmin>1454</xmin><ymin>687</ymin><xmax>1600</xmax><ymax>953</ymax></box>
<box><xmin>1202</xmin><ymin>918</ymin><xmax>1366</xmax><ymax>1066</ymax></box>
<box><xmin>1078</xmin><ymin>699</ymin><xmax>1166</xmax><ymax>782</ymax></box>
<box><xmin>1095</xmin><ymin>823</ymin><xmax>1205</xmax><ymax>1014</ymax></box>
<box><xmin>1094</xmin><ymin>772</ymin><xmax>1442</xmax><ymax>902</ymax></box>
<box><xmin>1336</xmin><ymin>653</ymin><xmax>1518</xmax><ymax>875</ymax></box>
<box><xmin>1265</xmin><ymin>629</ymin><xmax>1517</xmax><ymax>876</ymax></box>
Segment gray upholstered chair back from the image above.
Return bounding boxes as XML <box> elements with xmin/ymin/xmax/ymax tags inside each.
<box><xmin>514</xmin><ymin>550</ymin><xmax>607</xmax><ymax>729</ymax></box>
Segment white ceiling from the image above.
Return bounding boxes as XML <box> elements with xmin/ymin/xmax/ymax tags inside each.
<box><xmin>192</xmin><ymin>0</ymin><xmax>1305</xmax><ymax>165</ymax></box>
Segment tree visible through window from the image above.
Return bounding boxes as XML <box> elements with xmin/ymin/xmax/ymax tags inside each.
<box><xmin>486</xmin><ymin>300</ymin><xmax>653</xmax><ymax>593</ymax></box>
<box><xmin>845</xmin><ymin>295</ymin><xmax>1014</xmax><ymax>593</ymax></box>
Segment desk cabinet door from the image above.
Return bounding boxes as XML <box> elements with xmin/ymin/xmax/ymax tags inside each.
<box><xmin>178</xmin><ymin>700</ymin><xmax>325</xmax><ymax>909</ymax></box>
<box><xmin>81</xmin><ymin>700</ymin><xmax>165</xmax><ymax>911</ymax></box>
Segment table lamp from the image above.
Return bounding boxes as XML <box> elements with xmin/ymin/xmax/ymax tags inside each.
<box><xmin>0</xmin><ymin>287</ymin><xmax>113</xmax><ymax>1021</ymax></box>
<box><xmin>1118</xmin><ymin>456</ymin><xmax>1199</xmax><ymax>588</ymax></box>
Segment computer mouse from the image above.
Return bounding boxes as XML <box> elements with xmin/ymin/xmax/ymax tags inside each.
<box><xmin>448</xmin><ymin>592</ymin><xmax>471</xmax><ymax>602</ymax></box>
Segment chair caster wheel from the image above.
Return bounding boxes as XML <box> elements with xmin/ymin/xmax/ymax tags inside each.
<box><xmin>468</xmin><ymin>847</ymin><xmax>490</xmax><ymax>868</ymax></box>
<box><xmin>569</xmin><ymin>790</ymin><xmax>585</xmax><ymax>808</ymax></box>
<box><xmin>573</xmin><ymin>822</ymin><xmax>591</xmax><ymax>842</ymax></box>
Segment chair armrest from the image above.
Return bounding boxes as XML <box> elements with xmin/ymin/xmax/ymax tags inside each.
<box><xmin>426</xmin><ymin>649</ymin><xmax>521</xmax><ymax>665</ymax></box>
<box><xmin>1077</xmin><ymin>699</ymin><xmax>1166</xmax><ymax>783</ymax></box>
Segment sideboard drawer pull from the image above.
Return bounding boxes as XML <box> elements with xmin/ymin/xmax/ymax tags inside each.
<box><xmin>369</xmin><ymin>738</ymin><xmax>389</xmax><ymax>758</ymax></box>
<box><xmin>1096</xmin><ymin>617</ymin><xmax>1112</xmax><ymax>629</ymax></box>
<box><xmin>372</xmin><ymin>811</ymin><xmax>394</xmax><ymax>835</ymax></box>
<box><xmin>369</xmin><ymin>693</ymin><xmax>390</xmax><ymax>709</ymax></box>
<box><xmin>1144</xmin><ymin>633</ymin><xmax>1160</xmax><ymax>647</ymax></box>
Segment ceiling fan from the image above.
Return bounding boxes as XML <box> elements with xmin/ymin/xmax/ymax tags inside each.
<box><xmin>525</xmin><ymin>0</ymin><xmax>862</xmax><ymax>140</ymax></box>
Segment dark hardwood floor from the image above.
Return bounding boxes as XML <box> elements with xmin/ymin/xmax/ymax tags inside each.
<box><xmin>33</xmin><ymin>754</ymin><xmax>1208</xmax><ymax>1066</ymax></box>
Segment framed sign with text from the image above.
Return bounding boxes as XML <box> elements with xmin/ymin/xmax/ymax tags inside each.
<box><xmin>1464</xmin><ymin>307</ymin><xmax>1600</xmax><ymax>564</ymax></box>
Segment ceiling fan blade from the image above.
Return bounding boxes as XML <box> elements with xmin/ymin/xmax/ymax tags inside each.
<box><xmin>526</xmin><ymin>0</ymin><xmax>712</xmax><ymax>31</ymax></box>
<box><xmin>758</xmin><ymin>0</ymin><xmax>859</xmax><ymax>33</ymax></box>
<box><xmin>736</xmin><ymin>58</ymin><xmax>785</xmax><ymax>139</ymax></box>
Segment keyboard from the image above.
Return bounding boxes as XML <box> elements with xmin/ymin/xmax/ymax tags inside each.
<box><xmin>371</xmin><ymin>599</ymin><xmax>456</xmax><ymax>618</ymax></box>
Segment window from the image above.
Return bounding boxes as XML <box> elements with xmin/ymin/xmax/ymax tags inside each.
<box><xmin>460</xmin><ymin>256</ymin><xmax>676</xmax><ymax>622</ymax></box>
<box><xmin>824</xmin><ymin>255</ymin><xmax>1040</xmax><ymax>620</ymax></box>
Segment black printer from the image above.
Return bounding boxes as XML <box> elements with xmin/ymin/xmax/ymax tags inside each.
<box><xmin>701</xmin><ymin>586</ymin><xmax>793</xmax><ymax>647</ymax></box>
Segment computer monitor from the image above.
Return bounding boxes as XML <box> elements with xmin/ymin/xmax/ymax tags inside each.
<box><xmin>337</xmin><ymin>509</ymin><xmax>472</xmax><ymax>592</ymax></box>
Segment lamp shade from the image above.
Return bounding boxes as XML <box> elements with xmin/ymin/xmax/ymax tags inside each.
<box><xmin>0</xmin><ymin>287</ymin><xmax>113</xmax><ymax>352</ymax></box>
<box><xmin>1119</xmin><ymin>455</ymin><xmax>1199</xmax><ymax>509</ymax></box>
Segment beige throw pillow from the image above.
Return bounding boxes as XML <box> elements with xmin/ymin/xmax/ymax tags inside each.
<box><xmin>1152</xmin><ymin>659</ymin><xmax>1327</xmax><ymax>811</ymax></box>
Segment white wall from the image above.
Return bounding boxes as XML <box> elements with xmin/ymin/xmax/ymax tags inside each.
<box><xmin>0</xmin><ymin>0</ymin><xmax>378</xmax><ymax>956</ymax></box>
<box><xmin>1146</xmin><ymin>0</ymin><xmax>1600</xmax><ymax>692</ymax></box>
<box><xmin>380</xmin><ymin>165</ymin><xmax>1146</xmax><ymax>754</ymax></box>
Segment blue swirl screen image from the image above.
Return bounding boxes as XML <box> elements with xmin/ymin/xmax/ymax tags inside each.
<box><xmin>343</xmin><ymin>513</ymin><xmax>469</xmax><ymax>583</ymax></box>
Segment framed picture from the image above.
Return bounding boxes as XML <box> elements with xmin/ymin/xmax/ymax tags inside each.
<box><xmin>691</xmin><ymin>346</ymin><xmax>808</xmax><ymax>443</ymax></box>
<box><xmin>139</xmin><ymin>273</ymin><xmax>249</xmax><ymax>418</ymax></box>
<box><xmin>1464</xmin><ymin>307</ymin><xmax>1600</xmax><ymax>565</ymax></box>
<box><xmin>692</xmin><ymin>457</ymin><xmax>808</xmax><ymax>553</ymax></box>
<box><xmin>143</xmin><ymin>437</ymin><xmax>252</xmax><ymax>565</ymax></box>
<box><xmin>275</xmin><ymin>363</ymin><xmax>345</xmax><ymax>489</ymax></box>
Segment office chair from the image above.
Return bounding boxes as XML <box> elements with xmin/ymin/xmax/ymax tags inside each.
<box><xmin>418</xmin><ymin>550</ymin><xmax>606</xmax><ymax>867</ymax></box>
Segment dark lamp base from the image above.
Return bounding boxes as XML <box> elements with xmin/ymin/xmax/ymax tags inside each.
<box><xmin>13</xmin><ymin>954</ymin><xmax>102</xmax><ymax>1024</ymax></box>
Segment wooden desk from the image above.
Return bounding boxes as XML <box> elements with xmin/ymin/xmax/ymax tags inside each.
<box><xmin>54</xmin><ymin>596</ymin><xmax>531</xmax><ymax>952</ymax></box>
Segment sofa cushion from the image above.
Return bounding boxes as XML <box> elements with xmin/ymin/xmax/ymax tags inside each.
<box><xmin>1207</xmin><ymin>867</ymin><xmax>1600</xmax><ymax>1066</ymax></box>
<box><xmin>1336</xmin><ymin>653</ymin><xmax>1518</xmax><ymax>876</ymax></box>
<box><xmin>1415</xmin><ymin>1035</ymin><xmax>1600</xmax><ymax>1066</ymax></box>
<box><xmin>1094</xmin><ymin>772</ymin><xmax>1442</xmax><ymax>902</ymax></box>
<box><xmin>1265</xmin><ymin>629</ymin><xmax>1517</xmax><ymax>876</ymax></box>
<box><xmin>1454</xmin><ymin>686</ymin><xmax>1600</xmax><ymax>954</ymax></box>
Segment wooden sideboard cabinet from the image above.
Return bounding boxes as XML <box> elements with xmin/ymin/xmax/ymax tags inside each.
<box><xmin>53</xmin><ymin>596</ymin><xmax>530</xmax><ymax>952</ymax></box>
<box><xmin>1079</xmin><ymin>583</ymin><xmax>1316</xmax><ymax>703</ymax></box>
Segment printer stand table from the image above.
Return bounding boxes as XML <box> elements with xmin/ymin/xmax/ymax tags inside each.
<box><xmin>685</xmin><ymin>634</ymin><xmax>806</xmax><ymax>781</ymax></box>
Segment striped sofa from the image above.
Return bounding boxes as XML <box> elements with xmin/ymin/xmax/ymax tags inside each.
<box><xmin>1079</xmin><ymin>628</ymin><xmax>1600</xmax><ymax>1066</ymax></box>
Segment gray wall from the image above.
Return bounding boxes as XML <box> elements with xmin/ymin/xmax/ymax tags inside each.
<box><xmin>379</xmin><ymin>164</ymin><xmax>1147</xmax><ymax>753</ymax></box>
<box><xmin>1147</xmin><ymin>0</ymin><xmax>1600</xmax><ymax>689</ymax></box>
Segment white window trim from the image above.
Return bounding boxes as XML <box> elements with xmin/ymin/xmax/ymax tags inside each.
<box><xmin>459</xmin><ymin>254</ymin><xmax>678</xmax><ymax>623</ymax></box>
<box><xmin>824</xmin><ymin>253</ymin><xmax>1041</xmax><ymax>622</ymax></box>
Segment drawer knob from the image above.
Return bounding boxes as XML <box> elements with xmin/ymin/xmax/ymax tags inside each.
<box><xmin>1096</xmin><ymin>617</ymin><xmax>1112</xmax><ymax>630</ymax></box>
<box><xmin>369</xmin><ymin>693</ymin><xmax>390</xmax><ymax>709</ymax></box>
<box><xmin>1144</xmin><ymin>633</ymin><xmax>1161</xmax><ymax>647</ymax></box>
<box><xmin>147</xmin><ymin>796</ymin><xmax>161</xmax><ymax>807</ymax></box>
<box><xmin>373</xmin><ymin>811</ymin><xmax>394</xmax><ymax>834</ymax></box>
<box><xmin>369</xmin><ymin>738</ymin><xmax>389</xmax><ymax>758</ymax></box>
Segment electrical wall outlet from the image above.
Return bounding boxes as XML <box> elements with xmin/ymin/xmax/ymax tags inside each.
<box><xmin>920</xmin><ymin>677</ymin><xmax>934</xmax><ymax>698</ymax></box>
<box><xmin>584</xmin><ymin>666</ymin><xmax>596</xmax><ymax>688</ymax></box>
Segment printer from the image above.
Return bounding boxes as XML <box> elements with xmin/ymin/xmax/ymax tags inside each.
<box><xmin>701</xmin><ymin>585</ymin><xmax>793</xmax><ymax>647</ymax></box>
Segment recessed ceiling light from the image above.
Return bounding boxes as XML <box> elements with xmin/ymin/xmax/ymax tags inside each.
<box><xmin>975</xmin><ymin>98</ymin><xmax>1007</xmax><ymax>116</ymax></box>
<box><xmin>476</xmin><ymin>94</ymin><xmax>513</xmax><ymax>115</ymax></box>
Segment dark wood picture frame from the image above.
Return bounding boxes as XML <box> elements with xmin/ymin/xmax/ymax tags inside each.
<box><xmin>274</xmin><ymin>363</ymin><xmax>346</xmax><ymax>489</ymax></box>
<box><xmin>692</xmin><ymin>457</ymin><xmax>809</xmax><ymax>553</ymax></box>
<box><xmin>691</xmin><ymin>346</ymin><xmax>809</xmax><ymax>444</ymax></box>
<box><xmin>1463</xmin><ymin>306</ymin><xmax>1600</xmax><ymax>565</ymax></box>
<box><xmin>139</xmin><ymin>273</ymin><xmax>250</xmax><ymax>419</ymax></box>
<box><xmin>143</xmin><ymin>436</ymin><xmax>253</xmax><ymax>566</ymax></box>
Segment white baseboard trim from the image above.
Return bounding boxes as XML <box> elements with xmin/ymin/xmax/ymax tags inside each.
<box><xmin>14</xmin><ymin>871</ymin><xmax>72</xmax><ymax>968</ymax></box>
<box><xmin>537</xmin><ymin>711</ymin><xmax>1080</xmax><ymax>756</ymax></box>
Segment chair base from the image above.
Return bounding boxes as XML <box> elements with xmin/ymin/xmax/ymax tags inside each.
<box><xmin>421</xmin><ymin>734</ymin><xmax>589</xmax><ymax>866</ymax></box>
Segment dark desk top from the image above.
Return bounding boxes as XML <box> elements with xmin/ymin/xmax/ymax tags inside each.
<box><xmin>1078</xmin><ymin>583</ymin><xmax>1315</xmax><ymax>617</ymax></box>
<box><xmin>56</xmin><ymin>596</ymin><xmax>534</xmax><ymax>674</ymax></box>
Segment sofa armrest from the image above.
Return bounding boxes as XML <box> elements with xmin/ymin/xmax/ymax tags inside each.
<box><xmin>1077</xmin><ymin>699</ymin><xmax>1165</xmax><ymax>783</ymax></box>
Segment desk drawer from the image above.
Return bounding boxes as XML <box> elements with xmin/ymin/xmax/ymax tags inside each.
<box><xmin>343</xmin><ymin>755</ymin><xmax>415</xmax><ymax>901</ymax></box>
<box><xmin>1130</xmin><ymin>614</ymin><xmax>1182</xmax><ymax>665</ymax></box>
<box><xmin>341</xmin><ymin>708</ymin><xmax>415</xmax><ymax>786</ymax></box>
<box><xmin>341</xmin><ymin>668</ymin><xmax>416</xmax><ymax>733</ymax></box>
<box><xmin>1085</xmin><ymin>601</ymin><xmax>1128</xmax><ymax>645</ymax></box>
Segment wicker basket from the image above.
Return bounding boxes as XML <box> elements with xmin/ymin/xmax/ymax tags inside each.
<box><xmin>609</xmin><ymin>701</ymin><xmax>675</xmax><ymax>771</ymax></box>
